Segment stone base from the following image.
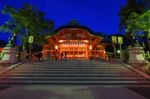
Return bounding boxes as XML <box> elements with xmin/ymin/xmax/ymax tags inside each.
<box><xmin>129</xmin><ymin>61</ymin><xmax>149</xmax><ymax>72</ymax></box>
<box><xmin>0</xmin><ymin>61</ymin><xmax>14</xmax><ymax>66</ymax></box>
<box><xmin>0</xmin><ymin>46</ymin><xmax>18</xmax><ymax>64</ymax></box>
<box><xmin>129</xmin><ymin>62</ymin><xmax>148</xmax><ymax>66</ymax></box>
<box><xmin>128</xmin><ymin>46</ymin><xmax>148</xmax><ymax>71</ymax></box>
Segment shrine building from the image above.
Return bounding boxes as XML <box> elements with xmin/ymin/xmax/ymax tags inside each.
<box><xmin>42</xmin><ymin>22</ymin><xmax>106</xmax><ymax>60</ymax></box>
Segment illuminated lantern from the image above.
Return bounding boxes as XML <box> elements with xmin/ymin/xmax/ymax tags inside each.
<box><xmin>118</xmin><ymin>37</ymin><xmax>123</xmax><ymax>44</ymax></box>
<box><xmin>111</xmin><ymin>36</ymin><xmax>117</xmax><ymax>43</ymax></box>
<box><xmin>89</xmin><ymin>45</ymin><xmax>92</xmax><ymax>50</ymax></box>
<box><xmin>55</xmin><ymin>45</ymin><xmax>58</xmax><ymax>50</ymax></box>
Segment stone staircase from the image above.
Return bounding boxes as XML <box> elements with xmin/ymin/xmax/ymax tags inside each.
<box><xmin>0</xmin><ymin>60</ymin><xmax>150</xmax><ymax>86</ymax></box>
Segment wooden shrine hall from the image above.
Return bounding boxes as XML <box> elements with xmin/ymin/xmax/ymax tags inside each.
<box><xmin>42</xmin><ymin>23</ymin><xmax>106</xmax><ymax>60</ymax></box>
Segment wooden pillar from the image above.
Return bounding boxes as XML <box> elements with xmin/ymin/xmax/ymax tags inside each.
<box><xmin>95</xmin><ymin>48</ymin><xmax>96</xmax><ymax>59</ymax></box>
<box><xmin>78</xmin><ymin>43</ymin><xmax>79</xmax><ymax>59</ymax></box>
<box><xmin>86</xmin><ymin>45</ymin><xmax>88</xmax><ymax>59</ymax></box>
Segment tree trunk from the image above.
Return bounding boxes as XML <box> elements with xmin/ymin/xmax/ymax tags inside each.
<box><xmin>148</xmin><ymin>40</ymin><xmax>150</xmax><ymax>51</ymax></box>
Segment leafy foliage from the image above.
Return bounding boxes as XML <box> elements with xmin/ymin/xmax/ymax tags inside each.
<box><xmin>119</xmin><ymin>0</ymin><xmax>145</xmax><ymax>29</ymax></box>
<box><xmin>119</xmin><ymin>0</ymin><xmax>150</xmax><ymax>49</ymax></box>
<box><xmin>0</xmin><ymin>4</ymin><xmax>54</xmax><ymax>45</ymax></box>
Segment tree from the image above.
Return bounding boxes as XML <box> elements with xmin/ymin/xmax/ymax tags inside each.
<box><xmin>119</xmin><ymin>0</ymin><xmax>144</xmax><ymax>30</ymax></box>
<box><xmin>119</xmin><ymin>0</ymin><xmax>150</xmax><ymax>48</ymax></box>
<box><xmin>0</xmin><ymin>6</ymin><xmax>23</xmax><ymax>46</ymax></box>
<box><xmin>0</xmin><ymin>4</ymin><xmax>54</xmax><ymax>46</ymax></box>
<box><xmin>126</xmin><ymin>10</ymin><xmax>150</xmax><ymax>50</ymax></box>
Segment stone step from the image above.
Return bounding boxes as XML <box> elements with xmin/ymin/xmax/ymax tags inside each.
<box><xmin>10</xmin><ymin>71</ymin><xmax>132</xmax><ymax>74</ymax></box>
<box><xmin>13</xmin><ymin>68</ymin><xmax>128</xmax><ymax>71</ymax></box>
<box><xmin>1</xmin><ymin>60</ymin><xmax>148</xmax><ymax>86</ymax></box>
<box><xmin>0</xmin><ymin>76</ymin><xmax>146</xmax><ymax>81</ymax></box>
<box><xmin>14</xmin><ymin>68</ymin><xmax>126</xmax><ymax>70</ymax></box>
<box><xmin>0</xmin><ymin>80</ymin><xmax>150</xmax><ymax>86</ymax></box>
<box><xmin>14</xmin><ymin>67</ymin><xmax>127</xmax><ymax>69</ymax></box>
<box><xmin>10</xmin><ymin>69</ymin><xmax>129</xmax><ymax>72</ymax></box>
<box><xmin>13</xmin><ymin>66</ymin><xmax>127</xmax><ymax>69</ymax></box>
<box><xmin>2</xmin><ymin>70</ymin><xmax>140</xmax><ymax>77</ymax></box>
<box><xmin>0</xmin><ymin>73</ymin><xmax>140</xmax><ymax>77</ymax></box>
<box><xmin>16</xmin><ymin>65</ymin><xmax>126</xmax><ymax>67</ymax></box>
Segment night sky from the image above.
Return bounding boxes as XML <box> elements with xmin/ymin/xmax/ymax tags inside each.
<box><xmin>0</xmin><ymin>0</ymin><xmax>126</xmax><ymax>42</ymax></box>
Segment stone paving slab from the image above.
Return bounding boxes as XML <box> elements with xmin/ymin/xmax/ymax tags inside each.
<box><xmin>0</xmin><ymin>85</ymin><xmax>147</xmax><ymax>99</ymax></box>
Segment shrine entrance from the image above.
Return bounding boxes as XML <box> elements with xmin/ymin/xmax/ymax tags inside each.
<box><xmin>42</xmin><ymin>24</ymin><xmax>106</xmax><ymax>60</ymax></box>
<box><xmin>59</xmin><ymin>40</ymin><xmax>89</xmax><ymax>59</ymax></box>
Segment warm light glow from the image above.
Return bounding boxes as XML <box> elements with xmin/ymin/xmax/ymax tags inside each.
<box><xmin>55</xmin><ymin>45</ymin><xmax>58</xmax><ymax>49</ymax></box>
<box><xmin>59</xmin><ymin>40</ymin><xmax>64</xmax><ymax>43</ymax></box>
<box><xmin>43</xmin><ymin>29</ymin><xmax>106</xmax><ymax>59</ymax></box>
<box><xmin>117</xmin><ymin>50</ymin><xmax>120</xmax><ymax>53</ymax></box>
<box><xmin>60</xmin><ymin>41</ymin><xmax>88</xmax><ymax>47</ymax></box>
<box><xmin>84</xmin><ymin>40</ymin><xmax>89</xmax><ymax>43</ymax></box>
<box><xmin>89</xmin><ymin>45</ymin><xmax>92</xmax><ymax>50</ymax></box>
<box><xmin>104</xmin><ymin>51</ymin><xmax>106</xmax><ymax>54</ymax></box>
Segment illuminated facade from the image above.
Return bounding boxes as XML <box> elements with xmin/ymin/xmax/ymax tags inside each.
<box><xmin>42</xmin><ymin>25</ymin><xmax>106</xmax><ymax>60</ymax></box>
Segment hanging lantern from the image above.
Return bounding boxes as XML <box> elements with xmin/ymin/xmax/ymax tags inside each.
<box><xmin>111</xmin><ymin>36</ymin><xmax>117</xmax><ymax>43</ymax></box>
<box><xmin>118</xmin><ymin>37</ymin><xmax>123</xmax><ymax>44</ymax></box>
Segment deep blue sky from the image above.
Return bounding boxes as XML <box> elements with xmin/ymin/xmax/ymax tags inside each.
<box><xmin>0</xmin><ymin>0</ymin><xmax>126</xmax><ymax>42</ymax></box>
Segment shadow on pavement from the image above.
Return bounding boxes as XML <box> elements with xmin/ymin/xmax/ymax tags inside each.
<box><xmin>127</xmin><ymin>87</ymin><xmax>150</xmax><ymax>99</ymax></box>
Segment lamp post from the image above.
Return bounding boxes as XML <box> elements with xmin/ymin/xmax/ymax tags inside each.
<box><xmin>111</xmin><ymin>36</ymin><xmax>123</xmax><ymax>60</ymax></box>
<box><xmin>111</xmin><ymin>36</ymin><xmax>117</xmax><ymax>59</ymax></box>
<box><xmin>28</xmin><ymin>35</ymin><xmax>34</xmax><ymax>60</ymax></box>
<box><xmin>118</xmin><ymin>36</ymin><xmax>123</xmax><ymax>60</ymax></box>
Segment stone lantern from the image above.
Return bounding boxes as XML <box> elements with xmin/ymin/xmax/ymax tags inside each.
<box><xmin>0</xmin><ymin>34</ymin><xmax>19</xmax><ymax>64</ymax></box>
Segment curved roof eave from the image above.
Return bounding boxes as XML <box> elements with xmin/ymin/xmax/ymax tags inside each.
<box><xmin>54</xmin><ymin>25</ymin><xmax>94</xmax><ymax>34</ymax></box>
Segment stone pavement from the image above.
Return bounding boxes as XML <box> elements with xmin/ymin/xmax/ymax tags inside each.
<box><xmin>0</xmin><ymin>85</ymin><xmax>148</xmax><ymax>99</ymax></box>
